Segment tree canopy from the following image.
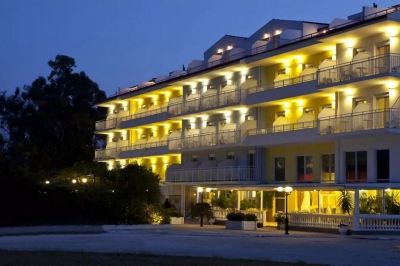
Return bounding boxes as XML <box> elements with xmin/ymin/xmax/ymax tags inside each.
<box><xmin>0</xmin><ymin>55</ymin><xmax>107</xmax><ymax>177</ymax></box>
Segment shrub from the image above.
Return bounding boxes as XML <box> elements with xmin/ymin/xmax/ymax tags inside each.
<box><xmin>274</xmin><ymin>212</ymin><xmax>285</xmax><ymax>223</ymax></box>
<box><xmin>226</xmin><ymin>212</ymin><xmax>257</xmax><ymax>221</ymax></box>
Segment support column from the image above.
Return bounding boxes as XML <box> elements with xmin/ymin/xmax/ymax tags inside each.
<box><xmin>317</xmin><ymin>190</ymin><xmax>321</xmax><ymax>214</ymax></box>
<box><xmin>237</xmin><ymin>191</ymin><xmax>241</xmax><ymax>210</ymax></box>
<box><xmin>352</xmin><ymin>189</ymin><xmax>360</xmax><ymax>231</ymax></box>
<box><xmin>180</xmin><ymin>185</ymin><xmax>186</xmax><ymax>217</ymax></box>
<box><xmin>260</xmin><ymin>191</ymin><xmax>264</xmax><ymax>210</ymax></box>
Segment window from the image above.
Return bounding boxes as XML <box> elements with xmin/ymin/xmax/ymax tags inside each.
<box><xmin>275</xmin><ymin>157</ymin><xmax>285</xmax><ymax>181</ymax></box>
<box><xmin>321</xmin><ymin>154</ymin><xmax>335</xmax><ymax>182</ymax></box>
<box><xmin>227</xmin><ymin>152</ymin><xmax>235</xmax><ymax>160</ymax></box>
<box><xmin>208</xmin><ymin>154</ymin><xmax>216</xmax><ymax>161</ymax></box>
<box><xmin>377</xmin><ymin>150</ymin><xmax>389</xmax><ymax>182</ymax></box>
<box><xmin>248</xmin><ymin>151</ymin><xmax>255</xmax><ymax>167</ymax></box>
<box><xmin>297</xmin><ymin>156</ymin><xmax>313</xmax><ymax>182</ymax></box>
<box><xmin>345</xmin><ymin>151</ymin><xmax>367</xmax><ymax>182</ymax></box>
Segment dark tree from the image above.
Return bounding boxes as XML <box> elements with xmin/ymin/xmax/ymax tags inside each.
<box><xmin>0</xmin><ymin>55</ymin><xmax>106</xmax><ymax>175</ymax></box>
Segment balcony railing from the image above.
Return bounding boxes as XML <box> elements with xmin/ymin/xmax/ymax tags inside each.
<box><xmin>166</xmin><ymin>166</ymin><xmax>256</xmax><ymax>183</ymax></box>
<box><xmin>319</xmin><ymin>108</ymin><xmax>400</xmax><ymax>134</ymax></box>
<box><xmin>119</xmin><ymin>140</ymin><xmax>168</xmax><ymax>152</ymax></box>
<box><xmin>247</xmin><ymin>73</ymin><xmax>316</xmax><ymax>94</ymax></box>
<box><xmin>247</xmin><ymin>121</ymin><xmax>317</xmax><ymax>136</ymax></box>
<box><xmin>359</xmin><ymin>214</ymin><xmax>400</xmax><ymax>231</ymax></box>
<box><xmin>170</xmin><ymin>129</ymin><xmax>242</xmax><ymax>150</ymax></box>
<box><xmin>94</xmin><ymin>148</ymin><xmax>117</xmax><ymax>161</ymax></box>
<box><xmin>318</xmin><ymin>54</ymin><xmax>400</xmax><ymax>86</ymax></box>
<box><xmin>95</xmin><ymin>118</ymin><xmax>117</xmax><ymax>131</ymax></box>
<box><xmin>120</xmin><ymin>106</ymin><xmax>167</xmax><ymax>122</ymax></box>
<box><xmin>168</xmin><ymin>89</ymin><xmax>241</xmax><ymax>116</ymax></box>
<box><xmin>288</xmin><ymin>213</ymin><xmax>352</xmax><ymax>229</ymax></box>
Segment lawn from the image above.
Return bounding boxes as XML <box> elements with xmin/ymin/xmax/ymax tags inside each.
<box><xmin>0</xmin><ymin>251</ymin><xmax>326</xmax><ymax>266</ymax></box>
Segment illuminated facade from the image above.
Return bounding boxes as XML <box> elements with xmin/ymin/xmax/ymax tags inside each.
<box><xmin>96</xmin><ymin>4</ymin><xmax>400</xmax><ymax>232</ymax></box>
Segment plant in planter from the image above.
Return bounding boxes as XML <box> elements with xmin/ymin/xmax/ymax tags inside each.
<box><xmin>225</xmin><ymin>212</ymin><xmax>257</xmax><ymax>230</ymax></box>
<box><xmin>274</xmin><ymin>212</ymin><xmax>285</xmax><ymax>230</ymax></box>
<box><xmin>337</xmin><ymin>190</ymin><xmax>354</xmax><ymax>234</ymax></box>
<box><xmin>168</xmin><ymin>211</ymin><xmax>184</xmax><ymax>225</ymax></box>
<box><xmin>191</xmin><ymin>203</ymin><xmax>213</xmax><ymax>227</ymax></box>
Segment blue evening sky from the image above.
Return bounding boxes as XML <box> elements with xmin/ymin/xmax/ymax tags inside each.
<box><xmin>1</xmin><ymin>0</ymin><xmax>398</xmax><ymax>96</ymax></box>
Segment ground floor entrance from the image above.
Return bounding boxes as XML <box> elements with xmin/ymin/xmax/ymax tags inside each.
<box><xmin>164</xmin><ymin>184</ymin><xmax>400</xmax><ymax>232</ymax></box>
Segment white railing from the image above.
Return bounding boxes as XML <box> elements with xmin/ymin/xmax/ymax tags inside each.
<box><xmin>94</xmin><ymin>148</ymin><xmax>117</xmax><ymax>160</ymax></box>
<box><xmin>168</xmin><ymin>89</ymin><xmax>241</xmax><ymax>116</ymax></box>
<box><xmin>358</xmin><ymin>214</ymin><xmax>400</xmax><ymax>231</ymax></box>
<box><xmin>120</xmin><ymin>106</ymin><xmax>167</xmax><ymax>122</ymax></box>
<box><xmin>247</xmin><ymin>73</ymin><xmax>316</xmax><ymax>94</ymax></box>
<box><xmin>248</xmin><ymin>121</ymin><xmax>317</xmax><ymax>136</ymax></box>
<box><xmin>119</xmin><ymin>140</ymin><xmax>168</xmax><ymax>152</ymax></box>
<box><xmin>318</xmin><ymin>54</ymin><xmax>400</xmax><ymax>86</ymax></box>
<box><xmin>319</xmin><ymin>108</ymin><xmax>400</xmax><ymax>134</ymax></box>
<box><xmin>166</xmin><ymin>166</ymin><xmax>256</xmax><ymax>183</ymax></box>
<box><xmin>288</xmin><ymin>213</ymin><xmax>352</xmax><ymax>229</ymax></box>
<box><xmin>95</xmin><ymin>118</ymin><xmax>117</xmax><ymax>131</ymax></box>
<box><xmin>170</xmin><ymin>129</ymin><xmax>242</xmax><ymax>150</ymax></box>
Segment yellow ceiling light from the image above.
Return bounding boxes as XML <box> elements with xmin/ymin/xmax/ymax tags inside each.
<box><xmin>386</xmin><ymin>27</ymin><xmax>398</xmax><ymax>37</ymax></box>
<box><xmin>274</xmin><ymin>29</ymin><xmax>282</xmax><ymax>35</ymax></box>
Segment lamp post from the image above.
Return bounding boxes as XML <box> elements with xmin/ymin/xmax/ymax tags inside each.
<box><xmin>277</xmin><ymin>186</ymin><xmax>293</xmax><ymax>235</ymax></box>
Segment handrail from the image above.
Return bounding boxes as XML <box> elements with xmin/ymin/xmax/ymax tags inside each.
<box><xmin>248</xmin><ymin>120</ymin><xmax>317</xmax><ymax>135</ymax></box>
<box><xmin>120</xmin><ymin>106</ymin><xmax>167</xmax><ymax>121</ymax></box>
<box><xmin>318</xmin><ymin>54</ymin><xmax>400</xmax><ymax>86</ymax></box>
<box><xmin>119</xmin><ymin>139</ymin><xmax>168</xmax><ymax>152</ymax></box>
<box><xmin>166</xmin><ymin>165</ymin><xmax>257</xmax><ymax>183</ymax></box>
<box><xmin>167</xmin><ymin>88</ymin><xmax>241</xmax><ymax>116</ymax></box>
<box><xmin>247</xmin><ymin>73</ymin><xmax>316</xmax><ymax>94</ymax></box>
<box><xmin>318</xmin><ymin>108</ymin><xmax>400</xmax><ymax>134</ymax></box>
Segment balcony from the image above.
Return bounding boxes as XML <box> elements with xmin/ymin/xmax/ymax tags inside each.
<box><xmin>95</xmin><ymin>118</ymin><xmax>117</xmax><ymax>131</ymax></box>
<box><xmin>247</xmin><ymin>73</ymin><xmax>316</xmax><ymax>95</ymax></box>
<box><xmin>318</xmin><ymin>54</ymin><xmax>400</xmax><ymax>87</ymax></box>
<box><xmin>166</xmin><ymin>166</ymin><xmax>257</xmax><ymax>184</ymax></box>
<box><xmin>168</xmin><ymin>88</ymin><xmax>241</xmax><ymax>116</ymax></box>
<box><xmin>247</xmin><ymin>120</ymin><xmax>317</xmax><ymax>136</ymax></box>
<box><xmin>169</xmin><ymin>129</ymin><xmax>242</xmax><ymax>151</ymax></box>
<box><xmin>120</xmin><ymin>106</ymin><xmax>168</xmax><ymax>121</ymax></box>
<box><xmin>118</xmin><ymin>139</ymin><xmax>169</xmax><ymax>158</ymax></box>
<box><xmin>318</xmin><ymin>108</ymin><xmax>400</xmax><ymax>135</ymax></box>
<box><xmin>94</xmin><ymin>148</ymin><xmax>117</xmax><ymax>161</ymax></box>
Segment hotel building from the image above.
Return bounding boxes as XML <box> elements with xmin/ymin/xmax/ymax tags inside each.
<box><xmin>95</xmin><ymin>4</ymin><xmax>400</xmax><ymax>232</ymax></box>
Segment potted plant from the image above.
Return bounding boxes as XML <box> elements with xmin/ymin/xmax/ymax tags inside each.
<box><xmin>191</xmin><ymin>203</ymin><xmax>213</xmax><ymax>227</ymax></box>
<box><xmin>225</xmin><ymin>212</ymin><xmax>257</xmax><ymax>231</ymax></box>
<box><xmin>337</xmin><ymin>189</ymin><xmax>354</xmax><ymax>235</ymax></box>
<box><xmin>274</xmin><ymin>212</ymin><xmax>285</xmax><ymax>230</ymax></box>
<box><xmin>169</xmin><ymin>211</ymin><xmax>184</xmax><ymax>225</ymax></box>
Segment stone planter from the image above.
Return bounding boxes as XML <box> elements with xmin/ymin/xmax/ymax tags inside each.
<box><xmin>225</xmin><ymin>220</ymin><xmax>257</xmax><ymax>231</ymax></box>
<box><xmin>170</xmin><ymin>217</ymin><xmax>184</xmax><ymax>225</ymax></box>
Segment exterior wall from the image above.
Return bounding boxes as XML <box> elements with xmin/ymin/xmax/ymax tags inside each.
<box><xmin>337</xmin><ymin>135</ymin><xmax>400</xmax><ymax>183</ymax></box>
<box><xmin>265</xmin><ymin>142</ymin><xmax>335</xmax><ymax>183</ymax></box>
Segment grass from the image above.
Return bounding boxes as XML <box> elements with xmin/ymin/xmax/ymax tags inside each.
<box><xmin>0</xmin><ymin>250</ymin><xmax>327</xmax><ymax>266</ymax></box>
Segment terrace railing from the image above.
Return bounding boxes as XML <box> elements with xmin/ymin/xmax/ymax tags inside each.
<box><xmin>170</xmin><ymin>129</ymin><xmax>242</xmax><ymax>150</ymax></box>
<box><xmin>358</xmin><ymin>214</ymin><xmax>400</xmax><ymax>231</ymax></box>
<box><xmin>119</xmin><ymin>139</ymin><xmax>168</xmax><ymax>152</ymax></box>
<box><xmin>288</xmin><ymin>213</ymin><xmax>352</xmax><ymax>229</ymax></box>
<box><xmin>318</xmin><ymin>108</ymin><xmax>400</xmax><ymax>134</ymax></box>
<box><xmin>95</xmin><ymin>118</ymin><xmax>117</xmax><ymax>131</ymax></box>
<box><xmin>247</xmin><ymin>121</ymin><xmax>317</xmax><ymax>136</ymax></box>
<box><xmin>120</xmin><ymin>106</ymin><xmax>168</xmax><ymax>122</ymax></box>
<box><xmin>247</xmin><ymin>73</ymin><xmax>316</xmax><ymax>94</ymax></box>
<box><xmin>94</xmin><ymin>148</ymin><xmax>117</xmax><ymax>161</ymax></box>
<box><xmin>166</xmin><ymin>166</ymin><xmax>256</xmax><ymax>183</ymax></box>
<box><xmin>318</xmin><ymin>54</ymin><xmax>400</xmax><ymax>86</ymax></box>
<box><xmin>168</xmin><ymin>89</ymin><xmax>241</xmax><ymax>116</ymax></box>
